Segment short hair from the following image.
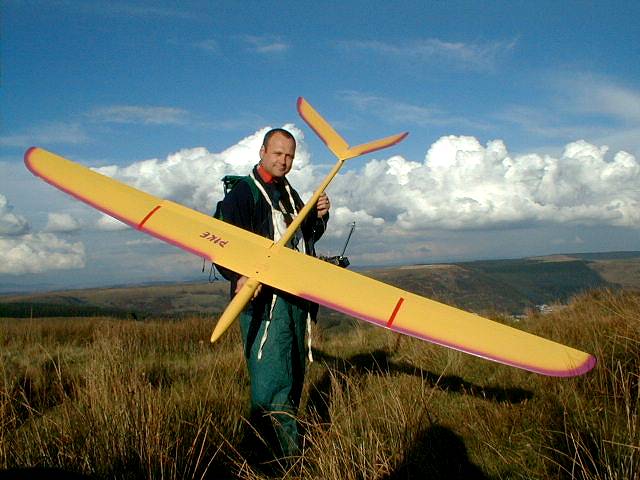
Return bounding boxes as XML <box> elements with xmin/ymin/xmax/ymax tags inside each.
<box><xmin>262</xmin><ymin>128</ymin><xmax>296</xmax><ymax>150</ymax></box>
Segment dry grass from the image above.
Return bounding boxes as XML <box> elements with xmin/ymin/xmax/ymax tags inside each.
<box><xmin>1</xmin><ymin>289</ymin><xmax>638</xmax><ymax>479</ymax></box>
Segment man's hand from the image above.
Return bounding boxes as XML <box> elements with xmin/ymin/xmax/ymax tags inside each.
<box><xmin>236</xmin><ymin>275</ymin><xmax>262</xmax><ymax>299</ymax></box>
<box><xmin>316</xmin><ymin>193</ymin><xmax>330</xmax><ymax>218</ymax></box>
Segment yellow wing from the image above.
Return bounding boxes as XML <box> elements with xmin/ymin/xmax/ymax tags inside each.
<box><xmin>24</xmin><ymin>147</ymin><xmax>273</xmax><ymax>279</ymax></box>
<box><xmin>297</xmin><ymin>97</ymin><xmax>408</xmax><ymax>160</ymax></box>
<box><xmin>25</xmin><ymin>147</ymin><xmax>595</xmax><ymax>377</ymax></box>
<box><xmin>259</xmin><ymin>246</ymin><xmax>595</xmax><ymax>377</ymax></box>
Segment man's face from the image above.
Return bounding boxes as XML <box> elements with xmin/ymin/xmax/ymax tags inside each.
<box><xmin>259</xmin><ymin>132</ymin><xmax>295</xmax><ymax>178</ymax></box>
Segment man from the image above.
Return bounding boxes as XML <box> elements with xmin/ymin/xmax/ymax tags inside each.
<box><xmin>218</xmin><ymin>128</ymin><xmax>330</xmax><ymax>458</ymax></box>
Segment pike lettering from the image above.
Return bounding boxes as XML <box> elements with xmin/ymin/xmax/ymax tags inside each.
<box><xmin>199</xmin><ymin>231</ymin><xmax>228</xmax><ymax>247</ymax></box>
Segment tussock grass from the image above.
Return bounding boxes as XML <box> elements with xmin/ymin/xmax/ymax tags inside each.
<box><xmin>1</xmin><ymin>289</ymin><xmax>638</xmax><ymax>479</ymax></box>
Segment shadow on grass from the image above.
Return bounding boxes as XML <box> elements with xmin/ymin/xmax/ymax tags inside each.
<box><xmin>9</xmin><ymin>358</ymin><xmax>82</xmax><ymax>430</ymax></box>
<box><xmin>308</xmin><ymin>348</ymin><xmax>534</xmax><ymax>423</ymax></box>
<box><xmin>234</xmin><ymin>413</ymin><xmax>286</xmax><ymax>477</ymax></box>
<box><xmin>382</xmin><ymin>424</ymin><xmax>489</xmax><ymax>480</ymax></box>
<box><xmin>306</xmin><ymin>348</ymin><xmax>500</xmax><ymax>479</ymax></box>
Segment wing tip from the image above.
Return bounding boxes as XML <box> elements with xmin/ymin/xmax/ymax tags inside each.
<box><xmin>296</xmin><ymin>97</ymin><xmax>336</xmax><ymax>151</ymax></box>
<box><xmin>480</xmin><ymin>350</ymin><xmax>597</xmax><ymax>377</ymax></box>
<box><xmin>545</xmin><ymin>354</ymin><xmax>597</xmax><ymax>378</ymax></box>
<box><xmin>296</xmin><ymin>97</ymin><xmax>314</xmax><ymax>124</ymax></box>
<box><xmin>24</xmin><ymin>146</ymin><xmax>40</xmax><ymax>172</ymax></box>
<box><xmin>356</xmin><ymin>131</ymin><xmax>409</xmax><ymax>157</ymax></box>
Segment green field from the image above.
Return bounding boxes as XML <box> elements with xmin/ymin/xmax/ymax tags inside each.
<box><xmin>1</xmin><ymin>289</ymin><xmax>638</xmax><ymax>479</ymax></box>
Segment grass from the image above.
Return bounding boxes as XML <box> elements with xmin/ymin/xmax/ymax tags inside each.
<box><xmin>1</xmin><ymin>289</ymin><xmax>638</xmax><ymax>479</ymax></box>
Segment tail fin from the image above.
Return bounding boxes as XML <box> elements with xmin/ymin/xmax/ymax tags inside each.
<box><xmin>297</xmin><ymin>97</ymin><xmax>408</xmax><ymax>160</ymax></box>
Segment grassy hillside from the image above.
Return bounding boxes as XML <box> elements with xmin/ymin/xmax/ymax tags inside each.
<box><xmin>1</xmin><ymin>289</ymin><xmax>638</xmax><ymax>479</ymax></box>
<box><xmin>0</xmin><ymin>281</ymin><xmax>229</xmax><ymax>318</ymax></box>
<box><xmin>3</xmin><ymin>252</ymin><xmax>639</xmax><ymax>320</ymax></box>
<box><xmin>461</xmin><ymin>258</ymin><xmax>609</xmax><ymax>306</ymax></box>
<box><xmin>589</xmin><ymin>258</ymin><xmax>640</xmax><ymax>290</ymax></box>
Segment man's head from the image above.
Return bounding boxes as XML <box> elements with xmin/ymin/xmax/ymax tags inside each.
<box><xmin>259</xmin><ymin>128</ymin><xmax>296</xmax><ymax>179</ymax></box>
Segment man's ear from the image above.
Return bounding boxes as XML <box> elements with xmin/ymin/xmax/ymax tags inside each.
<box><xmin>259</xmin><ymin>145</ymin><xmax>265</xmax><ymax>162</ymax></box>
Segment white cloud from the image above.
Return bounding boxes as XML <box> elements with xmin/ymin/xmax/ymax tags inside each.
<box><xmin>86</xmin><ymin>128</ymin><xmax>639</xmax><ymax>242</ymax></box>
<box><xmin>125</xmin><ymin>238</ymin><xmax>162</xmax><ymax>246</ymax></box>
<box><xmin>90</xmin><ymin>105</ymin><xmax>189</xmax><ymax>125</ymax></box>
<box><xmin>56</xmin><ymin>2</ymin><xmax>203</xmax><ymax>21</ymax></box>
<box><xmin>0</xmin><ymin>234</ymin><xmax>85</xmax><ymax>275</ymax></box>
<box><xmin>241</xmin><ymin>35</ymin><xmax>290</xmax><ymax>54</ymax></box>
<box><xmin>339</xmin><ymin>38</ymin><xmax>516</xmax><ymax>71</ymax></box>
<box><xmin>96</xmin><ymin>215</ymin><xmax>129</xmax><ymax>231</ymax></box>
<box><xmin>329</xmin><ymin>136</ymin><xmax>640</xmax><ymax>232</ymax></box>
<box><xmin>0</xmin><ymin>194</ymin><xmax>30</xmax><ymax>236</ymax></box>
<box><xmin>0</xmin><ymin>122</ymin><xmax>89</xmax><ymax>148</ymax></box>
<box><xmin>0</xmin><ymin>193</ymin><xmax>86</xmax><ymax>275</ymax></box>
<box><xmin>7</xmin><ymin>125</ymin><xmax>639</xmax><ymax>282</ymax></box>
<box><xmin>496</xmin><ymin>75</ymin><xmax>640</xmax><ymax>156</ymax></box>
<box><xmin>338</xmin><ymin>91</ymin><xmax>488</xmax><ymax>131</ymax></box>
<box><xmin>44</xmin><ymin>212</ymin><xmax>81</xmax><ymax>233</ymax></box>
<box><xmin>93</xmin><ymin>124</ymin><xmax>314</xmax><ymax>214</ymax></box>
<box><xmin>340</xmin><ymin>91</ymin><xmax>440</xmax><ymax>126</ymax></box>
<box><xmin>566</xmin><ymin>76</ymin><xmax>640</xmax><ymax>123</ymax></box>
<box><xmin>104</xmin><ymin>3</ymin><xmax>201</xmax><ymax>20</ymax></box>
<box><xmin>71</xmin><ymin>126</ymin><xmax>638</xmax><ymax>272</ymax></box>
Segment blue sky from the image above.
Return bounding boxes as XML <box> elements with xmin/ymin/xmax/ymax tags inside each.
<box><xmin>1</xmin><ymin>0</ymin><xmax>639</xmax><ymax>292</ymax></box>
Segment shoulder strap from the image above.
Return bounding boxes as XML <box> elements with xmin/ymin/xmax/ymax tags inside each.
<box><xmin>213</xmin><ymin>175</ymin><xmax>260</xmax><ymax>221</ymax></box>
<box><xmin>221</xmin><ymin>175</ymin><xmax>259</xmax><ymax>204</ymax></box>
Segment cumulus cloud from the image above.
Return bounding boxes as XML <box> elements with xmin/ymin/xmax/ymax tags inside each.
<box><xmin>96</xmin><ymin>215</ymin><xmax>129</xmax><ymax>231</ymax></box>
<box><xmin>0</xmin><ymin>194</ymin><xmax>86</xmax><ymax>275</ymax></box>
<box><xmin>330</xmin><ymin>136</ymin><xmax>639</xmax><ymax>231</ymax></box>
<box><xmin>0</xmin><ymin>194</ymin><xmax>30</xmax><ymax>235</ymax></box>
<box><xmin>6</xmin><ymin>127</ymin><xmax>637</xmax><ymax>279</ymax></box>
<box><xmin>94</xmin><ymin>124</ymin><xmax>315</xmax><ymax>214</ymax></box>
<box><xmin>44</xmin><ymin>213</ymin><xmax>81</xmax><ymax>233</ymax></box>
<box><xmin>0</xmin><ymin>234</ymin><xmax>85</xmax><ymax>275</ymax></box>
<box><xmin>88</xmin><ymin>128</ymin><xmax>639</xmax><ymax>242</ymax></box>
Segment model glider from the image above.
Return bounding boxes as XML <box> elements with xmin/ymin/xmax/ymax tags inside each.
<box><xmin>24</xmin><ymin>98</ymin><xmax>595</xmax><ymax>377</ymax></box>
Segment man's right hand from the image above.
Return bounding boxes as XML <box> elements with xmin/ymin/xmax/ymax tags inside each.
<box><xmin>236</xmin><ymin>275</ymin><xmax>262</xmax><ymax>299</ymax></box>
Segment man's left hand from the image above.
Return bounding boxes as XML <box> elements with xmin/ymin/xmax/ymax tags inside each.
<box><xmin>316</xmin><ymin>193</ymin><xmax>330</xmax><ymax>218</ymax></box>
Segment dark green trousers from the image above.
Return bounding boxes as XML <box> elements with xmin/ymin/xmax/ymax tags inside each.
<box><xmin>239</xmin><ymin>294</ymin><xmax>308</xmax><ymax>457</ymax></box>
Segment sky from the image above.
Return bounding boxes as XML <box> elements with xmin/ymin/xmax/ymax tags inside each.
<box><xmin>1</xmin><ymin>0</ymin><xmax>639</xmax><ymax>292</ymax></box>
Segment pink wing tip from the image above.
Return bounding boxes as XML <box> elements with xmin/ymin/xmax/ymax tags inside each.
<box><xmin>24</xmin><ymin>146</ymin><xmax>38</xmax><ymax>161</ymax></box>
<box><xmin>390</xmin><ymin>132</ymin><xmax>410</xmax><ymax>147</ymax></box>
<box><xmin>568</xmin><ymin>354</ymin><xmax>597</xmax><ymax>377</ymax></box>
<box><xmin>296</xmin><ymin>97</ymin><xmax>306</xmax><ymax>114</ymax></box>
<box><xmin>539</xmin><ymin>354</ymin><xmax>597</xmax><ymax>378</ymax></box>
<box><xmin>24</xmin><ymin>147</ymin><xmax>40</xmax><ymax>173</ymax></box>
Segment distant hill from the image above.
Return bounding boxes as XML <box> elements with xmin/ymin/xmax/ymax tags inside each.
<box><xmin>1</xmin><ymin>251</ymin><xmax>638</xmax><ymax>319</ymax></box>
<box><xmin>0</xmin><ymin>282</ymin><xmax>229</xmax><ymax>319</ymax></box>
